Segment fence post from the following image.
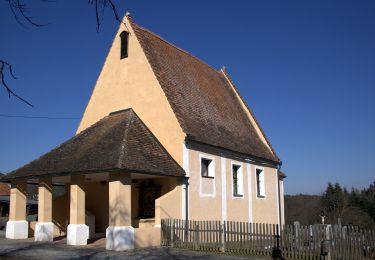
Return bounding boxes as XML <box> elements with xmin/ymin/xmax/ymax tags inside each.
<box><xmin>326</xmin><ymin>225</ymin><xmax>332</xmax><ymax>260</ymax></box>
<box><xmin>171</xmin><ymin>219</ymin><xmax>175</xmax><ymax>247</ymax></box>
<box><xmin>221</xmin><ymin>222</ymin><xmax>226</xmax><ymax>252</ymax></box>
<box><xmin>272</xmin><ymin>224</ymin><xmax>282</xmax><ymax>258</ymax></box>
<box><xmin>194</xmin><ymin>223</ymin><xmax>200</xmax><ymax>251</ymax></box>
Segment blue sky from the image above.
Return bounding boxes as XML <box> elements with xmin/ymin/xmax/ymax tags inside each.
<box><xmin>0</xmin><ymin>1</ymin><xmax>374</xmax><ymax>194</ymax></box>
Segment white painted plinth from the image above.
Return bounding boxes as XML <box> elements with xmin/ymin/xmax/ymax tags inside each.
<box><xmin>67</xmin><ymin>224</ymin><xmax>89</xmax><ymax>246</ymax></box>
<box><xmin>6</xmin><ymin>220</ymin><xmax>28</xmax><ymax>239</ymax></box>
<box><xmin>35</xmin><ymin>222</ymin><xmax>54</xmax><ymax>242</ymax></box>
<box><xmin>106</xmin><ymin>226</ymin><xmax>134</xmax><ymax>251</ymax></box>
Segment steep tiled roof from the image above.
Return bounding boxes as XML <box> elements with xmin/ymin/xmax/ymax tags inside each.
<box><xmin>1</xmin><ymin>109</ymin><xmax>184</xmax><ymax>181</ymax></box>
<box><xmin>129</xmin><ymin>18</ymin><xmax>279</xmax><ymax>164</ymax></box>
<box><xmin>0</xmin><ymin>181</ymin><xmax>10</xmax><ymax>196</ymax></box>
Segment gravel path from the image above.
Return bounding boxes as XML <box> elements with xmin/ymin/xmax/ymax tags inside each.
<box><xmin>0</xmin><ymin>232</ymin><xmax>270</xmax><ymax>260</ymax></box>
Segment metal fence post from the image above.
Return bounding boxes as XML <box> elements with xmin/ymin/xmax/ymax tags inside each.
<box><xmin>272</xmin><ymin>224</ymin><xmax>282</xmax><ymax>259</ymax></box>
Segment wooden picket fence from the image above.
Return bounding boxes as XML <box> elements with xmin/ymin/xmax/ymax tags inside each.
<box><xmin>161</xmin><ymin>219</ymin><xmax>375</xmax><ymax>259</ymax></box>
<box><xmin>161</xmin><ymin>219</ymin><xmax>279</xmax><ymax>256</ymax></box>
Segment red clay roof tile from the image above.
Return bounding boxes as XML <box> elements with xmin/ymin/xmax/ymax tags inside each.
<box><xmin>129</xmin><ymin>17</ymin><xmax>279</xmax><ymax>163</ymax></box>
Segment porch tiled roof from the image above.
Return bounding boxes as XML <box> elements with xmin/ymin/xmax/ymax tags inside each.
<box><xmin>0</xmin><ymin>183</ymin><xmax>10</xmax><ymax>196</ymax></box>
<box><xmin>129</xmin><ymin>17</ymin><xmax>279</xmax><ymax>164</ymax></box>
<box><xmin>1</xmin><ymin>109</ymin><xmax>185</xmax><ymax>181</ymax></box>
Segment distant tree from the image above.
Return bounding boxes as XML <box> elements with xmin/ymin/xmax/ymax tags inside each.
<box><xmin>342</xmin><ymin>206</ymin><xmax>374</xmax><ymax>229</ymax></box>
<box><xmin>1</xmin><ymin>0</ymin><xmax>122</xmax><ymax>107</ymax></box>
<box><xmin>321</xmin><ymin>182</ymin><xmax>345</xmax><ymax>223</ymax></box>
<box><xmin>285</xmin><ymin>194</ymin><xmax>322</xmax><ymax>225</ymax></box>
<box><xmin>348</xmin><ymin>183</ymin><xmax>375</xmax><ymax>226</ymax></box>
<box><xmin>286</xmin><ymin>181</ymin><xmax>375</xmax><ymax>229</ymax></box>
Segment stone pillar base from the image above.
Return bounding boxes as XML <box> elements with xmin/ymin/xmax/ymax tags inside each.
<box><xmin>106</xmin><ymin>226</ymin><xmax>134</xmax><ymax>251</ymax></box>
<box><xmin>6</xmin><ymin>220</ymin><xmax>28</xmax><ymax>239</ymax></box>
<box><xmin>67</xmin><ymin>224</ymin><xmax>89</xmax><ymax>246</ymax></box>
<box><xmin>35</xmin><ymin>222</ymin><xmax>54</xmax><ymax>242</ymax></box>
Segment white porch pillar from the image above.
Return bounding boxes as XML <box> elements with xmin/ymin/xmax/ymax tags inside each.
<box><xmin>35</xmin><ymin>177</ymin><xmax>54</xmax><ymax>242</ymax></box>
<box><xmin>67</xmin><ymin>175</ymin><xmax>89</xmax><ymax>245</ymax></box>
<box><xmin>106</xmin><ymin>173</ymin><xmax>133</xmax><ymax>251</ymax></box>
<box><xmin>6</xmin><ymin>179</ymin><xmax>28</xmax><ymax>239</ymax></box>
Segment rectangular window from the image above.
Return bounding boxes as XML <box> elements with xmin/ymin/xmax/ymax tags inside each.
<box><xmin>120</xmin><ymin>31</ymin><xmax>129</xmax><ymax>59</ymax></box>
<box><xmin>232</xmin><ymin>164</ymin><xmax>243</xmax><ymax>197</ymax></box>
<box><xmin>256</xmin><ymin>168</ymin><xmax>265</xmax><ymax>198</ymax></box>
<box><xmin>201</xmin><ymin>158</ymin><xmax>213</xmax><ymax>178</ymax></box>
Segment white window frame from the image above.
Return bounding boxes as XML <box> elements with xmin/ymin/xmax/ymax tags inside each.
<box><xmin>231</xmin><ymin>161</ymin><xmax>244</xmax><ymax>198</ymax></box>
<box><xmin>255</xmin><ymin>166</ymin><xmax>266</xmax><ymax>198</ymax></box>
<box><xmin>199</xmin><ymin>154</ymin><xmax>215</xmax><ymax>197</ymax></box>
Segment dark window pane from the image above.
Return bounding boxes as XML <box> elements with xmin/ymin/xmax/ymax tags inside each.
<box><xmin>233</xmin><ymin>165</ymin><xmax>240</xmax><ymax>196</ymax></box>
<box><xmin>201</xmin><ymin>158</ymin><xmax>211</xmax><ymax>177</ymax></box>
<box><xmin>120</xmin><ymin>31</ymin><xmax>129</xmax><ymax>59</ymax></box>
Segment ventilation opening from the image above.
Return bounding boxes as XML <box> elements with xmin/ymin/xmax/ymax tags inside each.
<box><xmin>120</xmin><ymin>31</ymin><xmax>129</xmax><ymax>59</ymax></box>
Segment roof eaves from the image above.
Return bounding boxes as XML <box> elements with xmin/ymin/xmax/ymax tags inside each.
<box><xmin>185</xmin><ymin>135</ymin><xmax>279</xmax><ymax>168</ymax></box>
<box><xmin>0</xmin><ymin>166</ymin><xmax>184</xmax><ymax>183</ymax></box>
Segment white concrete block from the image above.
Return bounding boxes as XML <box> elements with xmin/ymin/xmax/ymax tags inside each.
<box><xmin>67</xmin><ymin>224</ymin><xmax>89</xmax><ymax>246</ymax></box>
<box><xmin>35</xmin><ymin>222</ymin><xmax>54</xmax><ymax>242</ymax></box>
<box><xmin>106</xmin><ymin>226</ymin><xmax>134</xmax><ymax>251</ymax></box>
<box><xmin>6</xmin><ymin>220</ymin><xmax>28</xmax><ymax>239</ymax></box>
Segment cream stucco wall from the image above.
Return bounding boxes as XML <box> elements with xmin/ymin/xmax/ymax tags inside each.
<box><xmin>251</xmin><ymin>166</ymin><xmax>279</xmax><ymax>224</ymax></box>
<box><xmin>9</xmin><ymin>180</ymin><xmax>27</xmax><ymax>221</ymax></box>
<box><xmin>187</xmin><ymin>149</ymin><xmax>222</xmax><ymax>221</ymax></box>
<box><xmin>226</xmin><ymin>159</ymin><xmax>250</xmax><ymax>222</ymax></box>
<box><xmin>72</xmin><ymin>15</ymin><xmax>281</xmax><ymax>227</ymax></box>
<box><xmin>76</xmin><ymin>16</ymin><xmax>185</xmax><ymax>165</ymax></box>
<box><xmin>186</xmin><ymin>148</ymin><xmax>280</xmax><ymax>224</ymax></box>
<box><xmin>52</xmin><ymin>191</ymin><xmax>69</xmax><ymax>235</ymax></box>
<box><xmin>86</xmin><ymin>181</ymin><xmax>109</xmax><ymax>233</ymax></box>
<box><xmin>134</xmin><ymin>227</ymin><xmax>161</xmax><ymax>248</ymax></box>
<box><xmin>155</xmin><ymin>178</ymin><xmax>183</xmax><ymax>225</ymax></box>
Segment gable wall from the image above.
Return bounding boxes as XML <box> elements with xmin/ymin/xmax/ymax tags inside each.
<box><xmin>76</xmin><ymin>17</ymin><xmax>185</xmax><ymax>165</ymax></box>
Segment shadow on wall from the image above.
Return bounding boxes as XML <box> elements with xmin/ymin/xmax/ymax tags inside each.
<box><xmin>85</xmin><ymin>181</ymin><xmax>109</xmax><ymax>233</ymax></box>
<box><xmin>52</xmin><ymin>191</ymin><xmax>70</xmax><ymax>237</ymax></box>
<box><xmin>109</xmin><ymin>193</ymin><xmax>131</xmax><ymax>227</ymax></box>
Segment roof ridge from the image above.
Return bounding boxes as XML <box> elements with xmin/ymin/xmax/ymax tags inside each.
<box><xmin>128</xmin><ymin>17</ymin><xmax>222</xmax><ymax>76</ymax></box>
<box><xmin>129</xmin><ymin>109</ymin><xmax>186</xmax><ymax>174</ymax></box>
<box><xmin>116</xmin><ymin>109</ymin><xmax>134</xmax><ymax>168</ymax></box>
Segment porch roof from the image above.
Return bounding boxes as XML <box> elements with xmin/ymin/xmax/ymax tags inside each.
<box><xmin>1</xmin><ymin>109</ymin><xmax>185</xmax><ymax>182</ymax></box>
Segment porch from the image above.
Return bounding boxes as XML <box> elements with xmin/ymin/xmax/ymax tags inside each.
<box><xmin>4</xmin><ymin>172</ymin><xmax>185</xmax><ymax>250</ymax></box>
<box><xmin>0</xmin><ymin>109</ymin><xmax>186</xmax><ymax>250</ymax></box>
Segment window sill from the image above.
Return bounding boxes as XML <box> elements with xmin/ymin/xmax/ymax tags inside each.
<box><xmin>233</xmin><ymin>194</ymin><xmax>243</xmax><ymax>198</ymax></box>
<box><xmin>201</xmin><ymin>175</ymin><xmax>214</xmax><ymax>179</ymax></box>
<box><xmin>257</xmin><ymin>195</ymin><xmax>266</xmax><ymax>199</ymax></box>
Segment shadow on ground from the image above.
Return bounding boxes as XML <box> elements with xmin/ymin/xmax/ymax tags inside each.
<box><xmin>0</xmin><ymin>235</ymin><xmax>270</xmax><ymax>260</ymax></box>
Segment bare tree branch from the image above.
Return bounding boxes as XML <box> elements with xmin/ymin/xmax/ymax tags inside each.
<box><xmin>6</xmin><ymin>0</ymin><xmax>47</xmax><ymax>27</ymax></box>
<box><xmin>88</xmin><ymin>0</ymin><xmax>128</xmax><ymax>32</ymax></box>
<box><xmin>2</xmin><ymin>0</ymin><xmax>122</xmax><ymax>107</ymax></box>
<box><xmin>0</xmin><ymin>60</ymin><xmax>33</xmax><ymax>107</ymax></box>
